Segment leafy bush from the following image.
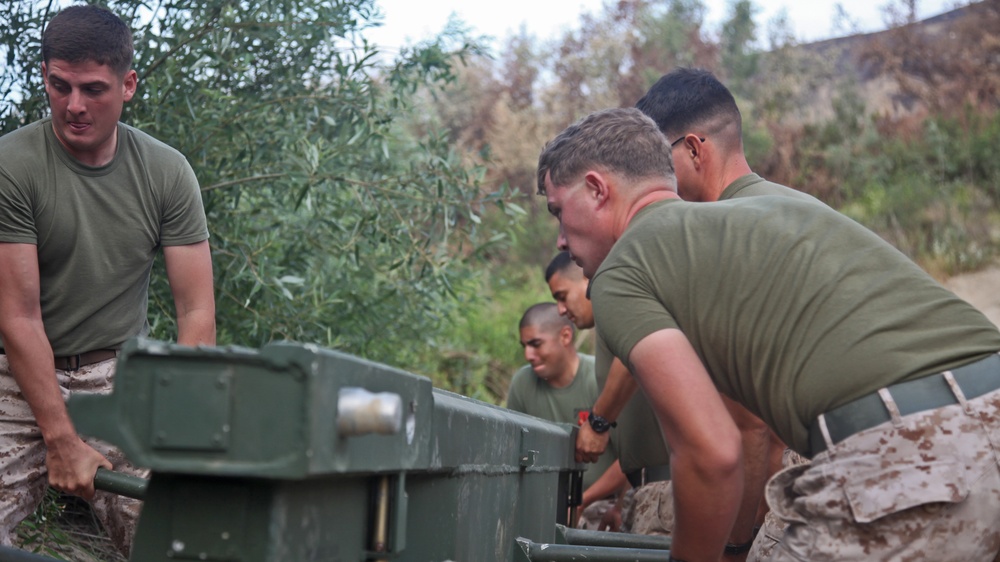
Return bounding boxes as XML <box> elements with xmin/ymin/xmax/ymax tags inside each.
<box><xmin>1</xmin><ymin>0</ymin><xmax>518</xmax><ymax>373</ymax></box>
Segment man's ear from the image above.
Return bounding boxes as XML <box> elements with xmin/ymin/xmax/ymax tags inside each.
<box><xmin>583</xmin><ymin>170</ymin><xmax>611</xmax><ymax>209</ymax></box>
<box><xmin>122</xmin><ymin>69</ymin><xmax>138</xmax><ymax>102</ymax></box>
<box><xmin>684</xmin><ymin>135</ymin><xmax>706</xmax><ymax>170</ymax></box>
<box><xmin>559</xmin><ymin>325</ymin><xmax>574</xmax><ymax>346</ymax></box>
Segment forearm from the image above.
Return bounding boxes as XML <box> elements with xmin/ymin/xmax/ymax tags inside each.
<box><xmin>0</xmin><ymin>243</ymin><xmax>109</xmax><ymax>498</ymax></box>
<box><xmin>723</xmin><ymin>397</ymin><xmax>772</xmax><ymax>552</ymax></box>
<box><xmin>671</xmin><ymin>449</ymin><xmax>743</xmax><ymax>562</ymax></box>
<box><xmin>581</xmin><ymin>460</ymin><xmax>628</xmax><ymax>507</ymax></box>
<box><xmin>591</xmin><ymin>358</ymin><xmax>637</xmax><ymax>421</ymax></box>
<box><xmin>754</xmin><ymin>430</ymin><xmax>788</xmax><ymax>528</ymax></box>
<box><xmin>576</xmin><ymin>362</ymin><xmax>632</xmax><ymax>461</ymax></box>
<box><xmin>625</xmin><ymin>330</ymin><xmax>743</xmax><ymax>561</ymax></box>
<box><xmin>176</xmin><ymin>307</ymin><xmax>216</xmax><ymax>346</ymax></box>
<box><xmin>1</xmin><ymin>319</ymin><xmax>75</xmax><ymax>443</ymax></box>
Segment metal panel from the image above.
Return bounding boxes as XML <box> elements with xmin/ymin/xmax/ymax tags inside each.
<box><xmin>151</xmin><ymin>368</ymin><xmax>232</xmax><ymax>451</ymax></box>
<box><xmin>68</xmin><ymin>339</ymin><xmax>584</xmax><ymax>562</ymax></box>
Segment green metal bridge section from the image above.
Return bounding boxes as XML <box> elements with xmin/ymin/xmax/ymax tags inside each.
<box><xmin>1</xmin><ymin>339</ymin><xmax>671</xmax><ymax>561</ymax></box>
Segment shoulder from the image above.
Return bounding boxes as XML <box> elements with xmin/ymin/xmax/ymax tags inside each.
<box><xmin>506</xmin><ymin>365</ymin><xmax>536</xmax><ymax>410</ymax></box>
<box><xmin>723</xmin><ymin>174</ymin><xmax>820</xmax><ymax>203</ymax></box>
<box><xmin>0</xmin><ymin>120</ymin><xmax>51</xmax><ymax>172</ymax></box>
<box><xmin>0</xmin><ymin>119</ymin><xmax>48</xmax><ymax>146</ymax></box>
<box><xmin>118</xmin><ymin>125</ymin><xmax>201</xmax><ymax>197</ymax></box>
<box><xmin>509</xmin><ymin>365</ymin><xmax>536</xmax><ymax>387</ymax></box>
<box><xmin>119</xmin><ymin>123</ymin><xmax>190</xmax><ymax>166</ymax></box>
<box><xmin>591</xmin><ymin>200</ymin><xmax>683</xmax><ymax>280</ymax></box>
<box><xmin>575</xmin><ymin>354</ymin><xmax>598</xmax><ymax>385</ymax></box>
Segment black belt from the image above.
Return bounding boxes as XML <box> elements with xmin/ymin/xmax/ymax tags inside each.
<box><xmin>625</xmin><ymin>464</ymin><xmax>671</xmax><ymax>488</ymax></box>
<box><xmin>809</xmin><ymin>352</ymin><xmax>1000</xmax><ymax>456</ymax></box>
<box><xmin>53</xmin><ymin>349</ymin><xmax>119</xmax><ymax>371</ymax></box>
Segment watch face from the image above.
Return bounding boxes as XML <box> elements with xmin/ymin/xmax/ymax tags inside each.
<box><xmin>588</xmin><ymin>412</ymin><xmax>611</xmax><ymax>432</ymax></box>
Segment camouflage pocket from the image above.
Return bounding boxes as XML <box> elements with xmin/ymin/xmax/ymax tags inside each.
<box><xmin>842</xmin><ymin>458</ymin><xmax>969</xmax><ymax>524</ymax></box>
<box><xmin>764</xmin><ymin>462</ymin><xmax>813</xmax><ymax>526</ymax></box>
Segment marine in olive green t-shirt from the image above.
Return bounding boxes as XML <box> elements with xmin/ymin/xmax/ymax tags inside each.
<box><xmin>507</xmin><ymin>354</ymin><xmax>618</xmax><ymax>489</ymax></box>
<box><xmin>596</xmin><ymin>173</ymin><xmax>817</xmax><ymax>473</ymax></box>
<box><xmin>591</xmin><ymin>196</ymin><xmax>1000</xmax><ymax>455</ymax></box>
<box><xmin>0</xmin><ymin>118</ymin><xmax>208</xmax><ymax>355</ymax></box>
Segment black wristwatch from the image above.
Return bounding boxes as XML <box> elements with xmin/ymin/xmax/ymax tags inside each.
<box><xmin>587</xmin><ymin>411</ymin><xmax>617</xmax><ymax>433</ymax></box>
<box><xmin>724</xmin><ymin>540</ymin><xmax>753</xmax><ymax>555</ymax></box>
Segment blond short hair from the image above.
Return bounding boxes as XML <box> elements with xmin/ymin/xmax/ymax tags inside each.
<box><xmin>537</xmin><ymin>108</ymin><xmax>675</xmax><ymax>195</ymax></box>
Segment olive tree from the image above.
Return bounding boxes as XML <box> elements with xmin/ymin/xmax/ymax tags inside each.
<box><xmin>1</xmin><ymin>0</ymin><xmax>515</xmax><ymax>368</ymax></box>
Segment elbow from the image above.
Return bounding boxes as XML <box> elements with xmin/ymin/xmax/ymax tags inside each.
<box><xmin>711</xmin><ymin>430</ymin><xmax>744</xmax><ymax>478</ymax></box>
<box><xmin>681</xmin><ymin>427</ymin><xmax>743</xmax><ymax>481</ymax></box>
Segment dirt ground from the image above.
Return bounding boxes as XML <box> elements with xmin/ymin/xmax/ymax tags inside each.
<box><xmin>944</xmin><ymin>261</ymin><xmax>1000</xmax><ymax>328</ymax></box>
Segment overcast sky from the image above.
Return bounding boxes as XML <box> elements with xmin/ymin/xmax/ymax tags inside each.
<box><xmin>365</xmin><ymin>0</ymin><xmax>961</xmax><ymax>55</ymax></box>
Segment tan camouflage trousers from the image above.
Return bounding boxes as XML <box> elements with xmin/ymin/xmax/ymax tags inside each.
<box><xmin>620</xmin><ymin>479</ymin><xmax>673</xmax><ymax>536</ymax></box>
<box><xmin>763</xmin><ymin>387</ymin><xmax>1000</xmax><ymax>561</ymax></box>
<box><xmin>747</xmin><ymin>449</ymin><xmax>809</xmax><ymax>562</ymax></box>
<box><xmin>577</xmin><ymin>498</ymin><xmax>618</xmax><ymax>530</ymax></box>
<box><xmin>0</xmin><ymin>356</ymin><xmax>145</xmax><ymax>558</ymax></box>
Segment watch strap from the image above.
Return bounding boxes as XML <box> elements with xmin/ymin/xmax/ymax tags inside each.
<box><xmin>587</xmin><ymin>411</ymin><xmax>617</xmax><ymax>433</ymax></box>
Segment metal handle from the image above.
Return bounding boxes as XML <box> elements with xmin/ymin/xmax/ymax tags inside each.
<box><xmin>337</xmin><ymin>388</ymin><xmax>403</xmax><ymax>436</ymax></box>
<box><xmin>0</xmin><ymin>544</ymin><xmax>64</xmax><ymax>561</ymax></box>
<box><xmin>94</xmin><ymin>467</ymin><xmax>148</xmax><ymax>500</ymax></box>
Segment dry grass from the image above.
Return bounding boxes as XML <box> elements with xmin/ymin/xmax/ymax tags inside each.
<box><xmin>14</xmin><ymin>490</ymin><xmax>125</xmax><ymax>562</ymax></box>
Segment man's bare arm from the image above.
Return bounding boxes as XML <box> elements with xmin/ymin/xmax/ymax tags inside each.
<box><xmin>629</xmin><ymin>328</ymin><xmax>743</xmax><ymax>562</ymax></box>
<box><xmin>163</xmin><ymin>240</ymin><xmax>216</xmax><ymax>346</ymax></box>
<box><xmin>576</xmin><ymin>357</ymin><xmax>637</xmax><ymax>462</ymax></box>
<box><xmin>0</xmin><ymin>243</ymin><xmax>110</xmax><ymax>499</ymax></box>
<box><xmin>720</xmin><ymin>395</ymin><xmax>772</xmax><ymax>560</ymax></box>
<box><xmin>581</xmin><ymin>459</ymin><xmax>629</xmax><ymax>508</ymax></box>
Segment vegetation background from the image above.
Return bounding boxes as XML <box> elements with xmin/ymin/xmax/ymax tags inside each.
<box><xmin>1</xmin><ymin>0</ymin><xmax>999</xmax><ymax>558</ymax></box>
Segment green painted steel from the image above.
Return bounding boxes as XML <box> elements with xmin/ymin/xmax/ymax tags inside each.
<box><xmin>0</xmin><ymin>546</ymin><xmax>64</xmax><ymax>562</ymax></box>
<box><xmin>555</xmin><ymin>525</ymin><xmax>672</xmax><ymax>550</ymax></box>
<box><xmin>69</xmin><ymin>339</ymin><xmax>584</xmax><ymax>562</ymax></box>
<box><xmin>93</xmin><ymin>467</ymin><xmax>147</xmax><ymax>500</ymax></box>
<box><xmin>514</xmin><ymin>538</ymin><xmax>671</xmax><ymax>561</ymax></box>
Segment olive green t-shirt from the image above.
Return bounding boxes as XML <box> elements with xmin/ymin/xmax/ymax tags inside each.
<box><xmin>591</xmin><ymin>196</ymin><xmax>1000</xmax><ymax>454</ymax></box>
<box><xmin>719</xmin><ymin>173</ymin><xmax>820</xmax><ymax>203</ymax></box>
<box><xmin>592</xmin><ymin>174</ymin><xmax>817</xmax><ymax>473</ymax></box>
<box><xmin>506</xmin><ymin>354</ymin><xmax>618</xmax><ymax>489</ymax></box>
<box><xmin>0</xmin><ymin>118</ymin><xmax>209</xmax><ymax>355</ymax></box>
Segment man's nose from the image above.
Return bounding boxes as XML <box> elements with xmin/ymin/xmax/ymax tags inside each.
<box><xmin>67</xmin><ymin>89</ymin><xmax>86</xmax><ymax>114</ymax></box>
<box><xmin>556</xmin><ymin>231</ymin><xmax>568</xmax><ymax>251</ymax></box>
<box><xmin>557</xmin><ymin>302</ymin><xmax>568</xmax><ymax>316</ymax></box>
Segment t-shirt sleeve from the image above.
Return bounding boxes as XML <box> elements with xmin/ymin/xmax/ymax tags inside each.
<box><xmin>591</xmin><ymin>264</ymin><xmax>680</xmax><ymax>373</ymax></box>
<box><xmin>0</xmin><ymin>169</ymin><xmax>38</xmax><ymax>244</ymax></box>
<box><xmin>160</xmin><ymin>156</ymin><xmax>209</xmax><ymax>246</ymax></box>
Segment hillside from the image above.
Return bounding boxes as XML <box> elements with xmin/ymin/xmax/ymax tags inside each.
<box><xmin>767</xmin><ymin>0</ymin><xmax>999</xmax><ymax>124</ymax></box>
<box><xmin>945</xmin><ymin>261</ymin><xmax>1000</xmax><ymax>327</ymax></box>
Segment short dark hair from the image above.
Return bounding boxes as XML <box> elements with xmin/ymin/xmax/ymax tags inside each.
<box><xmin>537</xmin><ymin>108</ymin><xmax>674</xmax><ymax>195</ymax></box>
<box><xmin>519</xmin><ymin>302</ymin><xmax>574</xmax><ymax>335</ymax></box>
<box><xmin>544</xmin><ymin>251</ymin><xmax>582</xmax><ymax>283</ymax></box>
<box><xmin>42</xmin><ymin>5</ymin><xmax>134</xmax><ymax>76</ymax></box>
<box><xmin>635</xmin><ymin>67</ymin><xmax>743</xmax><ymax>145</ymax></box>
